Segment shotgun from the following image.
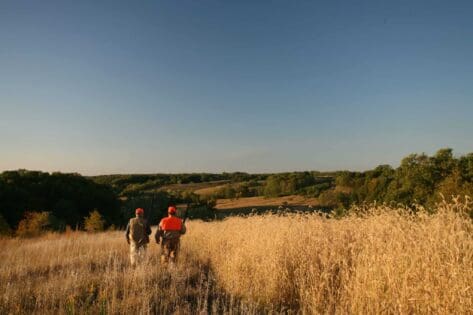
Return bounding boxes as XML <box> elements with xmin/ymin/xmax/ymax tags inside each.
<box><xmin>182</xmin><ymin>203</ymin><xmax>191</xmax><ymax>224</ymax></box>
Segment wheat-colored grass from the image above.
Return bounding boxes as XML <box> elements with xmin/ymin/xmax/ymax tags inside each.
<box><xmin>1</xmin><ymin>200</ymin><xmax>472</xmax><ymax>314</ymax></box>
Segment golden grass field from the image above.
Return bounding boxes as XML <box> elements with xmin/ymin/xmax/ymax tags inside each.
<box><xmin>1</xmin><ymin>199</ymin><xmax>472</xmax><ymax>314</ymax></box>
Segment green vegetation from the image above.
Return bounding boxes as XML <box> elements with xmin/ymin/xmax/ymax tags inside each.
<box><xmin>330</xmin><ymin>149</ymin><xmax>473</xmax><ymax>218</ymax></box>
<box><xmin>86</xmin><ymin>147</ymin><xmax>473</xmax><ymax>221</ymax></box>
<box><xmin>91</xmin><ymin>172</ymin><xmax>268</xmax><ymax>196</ymax></box>
<box><xmin>90</xmin><ymin>172</ymin><xmax>268</xmax><ymax>225</ymax></box>
<box><xmin>1</xmin><ymin>148</ymin><xmax>472</xmax><ymax>235</ymax></box>
<box><xmin>210</xmin><ymin>181</ymin><xmax>261</xmax><ymax>199</ymax></box>
<box><xmin>263</xmin><ymin>172</ymin><xmax>333</xmax><ymax>197</ymax></box>
<box><xmin>0</xmin><ymin>170</ymin><xmax>121</xmax><ymax>234</ymax></box>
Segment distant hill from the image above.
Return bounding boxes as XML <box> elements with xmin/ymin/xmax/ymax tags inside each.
<box><xmin>1</xmin><ymin>148</ymin><xmax>472</xmax><ymax>235</ymax></box>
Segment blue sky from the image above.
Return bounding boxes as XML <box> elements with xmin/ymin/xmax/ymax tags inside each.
<box><xmin>1</xmin><ymin>1</ymin><xmax>472</xmax><ymax>175</ymax></box>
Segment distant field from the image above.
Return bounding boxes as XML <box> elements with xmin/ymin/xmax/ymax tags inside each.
<box><xmin>194</xmin><ymin>184</ymin><xmax>227</xmax><ymax>196</ymax></box>
<box><xmin>215</xmin><ymin>195</ymin><xmax>320</xmax><ymax>210</ymax></box>
<box><xmin>158</xmin><ymin>180</ymin><xmax>230</xmax><ymax>193</ymax></box>
<box><xmin>161</xmin><ymin>181</ymin><xmax>330</xmax><ymax>212</ymax></box>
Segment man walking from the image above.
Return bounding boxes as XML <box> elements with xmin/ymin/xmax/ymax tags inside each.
<box><xmin>125</xmin><ymin>208</ymin><xmax>151</xmax><ymax>266</ymax></box>
<box><xmin>155</xmin><ymin>206</ymin><xmax>186</xmax><ymax>264</ymax></box>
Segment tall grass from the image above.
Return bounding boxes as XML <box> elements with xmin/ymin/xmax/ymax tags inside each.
<box><xmin>1</xmin><ymin>200</ymin><xmax>472</xmax><ymax>314</ymax></box>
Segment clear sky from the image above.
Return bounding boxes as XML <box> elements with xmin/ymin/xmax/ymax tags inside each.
<box><xmin>1</xmin><ymin>1</ymin><xmax>472</xmax><ymax>175</ymax></box>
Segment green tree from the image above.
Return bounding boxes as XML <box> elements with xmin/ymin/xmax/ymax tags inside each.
<box><xmin>459</xmin><ymin>153</ymin><xmax>473</xmax><ymax>182</ymax></box>
<box><xmin>431</xmin><ymin>148</ymin><xmax>456</xmax><ymax>181</ymax></box>
<box><xmin>385</xmin><ymin>153</ymin><xmax>434</xmax><ymax>205</ymax></box>
<box><xmin>264</xmin><ymin>176</ymin><xmax>282</xmax><ymax>197</ymax></box>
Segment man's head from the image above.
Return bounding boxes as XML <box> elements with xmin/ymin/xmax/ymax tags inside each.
<box><xmin>135</xmin><ymin>208</ymin><xmax>144</xmax><ymax>217</ymax></box>
<box><xmin>168</xmin><ymin>206</ymin><xmax>177</xmax><ymax>216</ymax></box>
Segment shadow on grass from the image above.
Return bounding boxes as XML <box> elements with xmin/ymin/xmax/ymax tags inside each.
<box><xmin>157</xmin><ymin>257</ymin><xmax>300</xmax><ymax>314</ymax></box>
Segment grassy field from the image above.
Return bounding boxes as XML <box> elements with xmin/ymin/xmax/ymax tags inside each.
<box><xmin>1</xmin><ymin>200</ymin><xmax>472</xmax><ymax>314</ymax></box>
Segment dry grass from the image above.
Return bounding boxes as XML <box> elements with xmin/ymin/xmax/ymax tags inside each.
<box><xmin>1</xmin><ymin>200</ymin><xmax>472</xmax><ymax>314</ymax></box>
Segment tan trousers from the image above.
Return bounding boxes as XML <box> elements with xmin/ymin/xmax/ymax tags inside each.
<box><xmin>130</xmin><ymin>241</ymin><xmax>147</xmax><ymax>266</ymax></box>
<box><xmin>161</xmin><ymin>238</ymin><xmax>180</xmax><ymax>263</ymax></box>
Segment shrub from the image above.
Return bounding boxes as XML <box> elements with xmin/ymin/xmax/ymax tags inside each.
<box><xmin>84</xmin><ymin>210</ymin><xmax>105</xmax><ymax>232</ymax></box>
<box><xmin>318</xmin><ymin>189</ymin><xmax>339</xmax><ymax>207</ymax></box>
<box><xmin>16</xmin><ymin>212</ymin><xmax>53</xmax><ymax>237</ymax></box>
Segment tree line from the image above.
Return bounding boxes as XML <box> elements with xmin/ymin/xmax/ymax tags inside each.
<box><xmin>0</xmin><ymin>170</ymin><xmax>220</xmax><ymax>236</ymax></box>
<box><xmin>204</xmin><ymin>149</ymin><xmax>473</xmax><ymax>215</ymax></box>
<box><xmin>0</xmin><ymin>170</ymin><xmax>121</xmax><ymax>236</ymax></box>
<box><xmin>336</xmin><ymin>148</ymin><xmax>473</xmax><ymax>209</ymax></box>
<box><xmin>91</xmin><ymin>172</ymin><xmax>268</xmax><ymax>196</ymax></box>
<box><xmin>207</xmin><ymin>173</ymin><xmax>334</xmax><ymax>200</ymax></box>
<box><xmin>1</xmin><ymin>148</ymin><xmax>471</xmax><ymax>236</ymax></box>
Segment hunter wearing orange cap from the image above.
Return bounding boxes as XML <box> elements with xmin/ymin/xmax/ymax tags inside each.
<box><xmin>155</xmin><ymin>205</ymin><xmax>187</xmax><ymax>263</ymax></box>
<box><xmin>126</xmin><ymin>208</ymin><xmax>151</xmax><ymax>266</ymax></box>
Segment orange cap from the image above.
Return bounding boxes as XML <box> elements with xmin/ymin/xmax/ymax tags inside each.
<box><xmin>168</xmin><ymin>206</ymin><xmax>177</xmax><ymax>214</ymax></box>
<box><xmin>135</xmin><ymin>208</ymin><xmax>144</xmax><ymax>215</ymax></box>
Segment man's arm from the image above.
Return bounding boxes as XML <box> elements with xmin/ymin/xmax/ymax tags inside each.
<box><xmin>125</xmin><ymin>222</ymin><xmax>130</xmax><ymax>244</ymax></box>
<box><xmin>180</xmin><ymin>222</ymin><xmax>186</xmax><ymax>235</ymax></box>
<box><xmin>155</xmin><ymin>223</ymin><xmax>163</xmax><ymax>243</ymax></box>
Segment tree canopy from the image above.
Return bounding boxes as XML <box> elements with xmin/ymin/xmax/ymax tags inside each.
<box><xmin>0</xmin><ymin>170</ymin><xmax>121</xmax><ymax>230</ymax></box>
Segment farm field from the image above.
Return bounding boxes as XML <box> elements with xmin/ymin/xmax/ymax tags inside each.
<box><xmin>1</xmin><ymin>201</ymin><xmax>471</xmax><ymax>314</ymax></box>
<box><xmin>193</xmin><ymin>184</ymin><xmax>229</xmax><ymax>196</ymax></box>
<box><xmin>159</xmin><ymin>180</ymin><xmax>230</xmax><ymax>194</ymax></box>
<box><xmin>215</xmin><ymin>195</ymin><xmax>321</xmax><ymax>210</ymax></box>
